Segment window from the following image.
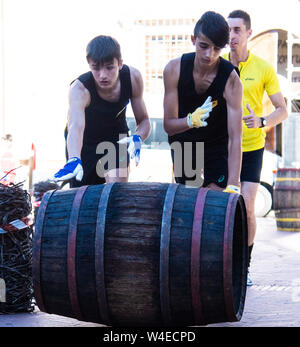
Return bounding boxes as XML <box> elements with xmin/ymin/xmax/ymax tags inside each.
<box><xmin>138</xmin><ymin>18</ymin><xmax>196</xmax><ymax>94</ymax></box>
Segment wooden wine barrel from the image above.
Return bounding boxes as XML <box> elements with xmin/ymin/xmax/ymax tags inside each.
<box><xmin>32</xmin><ymin>182</ymin><xmax>248</xmax><ymax>327</ymax></box>
<box><xmin>274</xmin><ymin>168</ymin><xmax>300</xmax><ymax>232</ymax></box>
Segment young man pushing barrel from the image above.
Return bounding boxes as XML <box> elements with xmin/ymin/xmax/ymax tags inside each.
<box><xmin>53</xmin><ymin>35</ymin><xmax>151</xmax><ymax>187</ymax></box>
<box><xmin>163</xmin><ymin>11</ymin><xmax>243</xmax><ymax>193</ymax></box>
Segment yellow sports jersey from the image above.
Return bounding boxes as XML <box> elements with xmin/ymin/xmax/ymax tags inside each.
<box><xmin>223</xmin><ymin>52</ymin><xmax>280</xmax><ymax>152</ymax></box>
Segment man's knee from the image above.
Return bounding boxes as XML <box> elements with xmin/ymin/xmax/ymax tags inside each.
<box><xmin>241</xmin><ymin>182</ymin><xmax>260</xmax><ymax>216</ymax></box>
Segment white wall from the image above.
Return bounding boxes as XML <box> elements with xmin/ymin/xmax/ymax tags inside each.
<box><xmin>1</xmin><ymin>1</ymin><xmax>123</xmax><ymax>157</ymax></box>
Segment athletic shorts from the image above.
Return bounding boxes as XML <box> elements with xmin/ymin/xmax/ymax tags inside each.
<box><xmin>170</xmin><ymin>140</ymin><xmax>228</xmax><ymax>188</ymax></box>
<box><xmin>240</xmin><ymin>147</ymin><xmax>264</xmax><ymax>183</ymax></box>
<box><xmin>66</xmin><ymin>137</ymin><xmax>130</xmax><ymax>188</ymax></box>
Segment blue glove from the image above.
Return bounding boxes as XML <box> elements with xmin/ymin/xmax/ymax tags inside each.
<box><xmin>53</xmin><ymin>157</ymin><xmax>83</xmax><ymax>182</ymax></box>
<box><xmin>118</xmin><ymin>134</ymin><xmax>142</xmax><ymax>166</ymax></box>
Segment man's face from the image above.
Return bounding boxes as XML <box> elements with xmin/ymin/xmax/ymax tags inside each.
<box><xmin>192</xmin><ymin>33</ymin><xmax>222</xmax><ymax>66</ymax></box>
<box><xmin>88</xmin><ymin>58</ymin><xmax>123</xmax><ymax>89</ymax></box>
<box><xmin>227</xmin><ymin>18</ymin><xmax>252</xmax><ymax>52</ymax></box>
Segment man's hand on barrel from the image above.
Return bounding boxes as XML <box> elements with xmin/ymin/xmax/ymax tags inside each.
<box><xmin>187</xmin><ymin>96</ymin><xmax>214</xmax><ymax>128</ymax></box>
<box><xmin>223</xmin><ymin>185</ymin><xmax>240</xmax><ymax>194</ymax></box>
<box><xmin>53</xmin><ymin>157</ymin><xmax>83</xmax><ymax>182</ymax></box>
<box><xmin>118</xmin><ymin>134</ymin><xmax>142</xmax><ymax>166</ymax></box>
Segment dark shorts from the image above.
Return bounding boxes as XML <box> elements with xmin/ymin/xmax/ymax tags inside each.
<box><xmin>170</xmin><ymin>140</ymin><xmax>228</xmax><ymax>188</ymax></box>
<box><xmin>240</xmin><ymin>147</ymin><xmax>264</xmax><ymax>183</ymax></box>
<box><xmin>65</xmin><ymin>134</ymin><xmax>129</xmax><ymax>188</ymax></box>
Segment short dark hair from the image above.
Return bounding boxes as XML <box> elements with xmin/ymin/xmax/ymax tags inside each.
<box><xmin>194</xmin><ymin>11</ymin><xmax>229</xmax><ymax>48</ymax></box>
<box><xmin>228</xmin><ymin>10</ymin><xmax>251</xmax><ymax>30</ymax></box>
<box><xmin>86</xmin><ymin>35</ymin><xmax>121</xmax><ymax>67</ymax></box>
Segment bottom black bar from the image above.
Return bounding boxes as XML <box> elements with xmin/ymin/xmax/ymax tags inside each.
<box><xmin>0</xmin><ymin>326</ymin><xmax>287</xmax><ymax>345</ymax></box>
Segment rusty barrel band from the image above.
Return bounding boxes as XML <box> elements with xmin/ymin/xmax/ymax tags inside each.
<box><xmin>191</xmin><ymin>188</ymin><xmax>209</xmax><ymax>325</ymax></box>
<box><xmin>223</xmin><ymin>193</ymin><xmax>240</xmax><ymax>321</ymax></box>
<box><xmin>67</xmin><ymin>185</ymin><xmax>89</xmax><ymax>321</ymax></box>
<box><xmin>32</xmin><ymin>189</ymin><xmax>56</xmax><ymax>313</ymax></box>
<box><xmin>95</xmin><ymin>183</ymin><xmax>115</xmax><ymax>326</ymax></box>
<box><xmin>159</xmin><ymin>183</ymin><xmax>179</xmax><ymax>326</ymax></box>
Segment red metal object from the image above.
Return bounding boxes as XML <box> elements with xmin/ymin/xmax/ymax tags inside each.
<box><xmin>33</xmin><ymin>201</ymin><xmax>41</xmax><ymax>208</ymax></box>
<box><xmin>31</xmin><ymin>143</ymin><xmax>36</xmax><ymax>171</ymax></box>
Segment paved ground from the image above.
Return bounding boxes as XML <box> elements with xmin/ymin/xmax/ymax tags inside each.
<box><xmin>0</xmin><ymin>212</ymin><xmax>300</xmax><ymax>328</ymax></box>
<box><xmin>211</xmin><ymin>211</ymin><xmax>300</xmax><ymax>327</ymax></box>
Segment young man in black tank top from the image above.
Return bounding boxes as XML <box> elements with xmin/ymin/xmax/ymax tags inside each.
<box><xmin>53</xmin><ymin>35</ymin><xmax>150</xmax><ymax>186</ymax></box>
<box><xmin>163</xmin><ymin>11</ymin><xmax>243</xmax><ymax>193</ymax></box>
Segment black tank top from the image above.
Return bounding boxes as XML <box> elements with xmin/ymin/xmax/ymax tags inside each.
<box><xmin>169</xmin><ymin>53</ymin><xmax>238</xmax><ymax>144</ymax></box>
<box><xmin>77</xmin><ymin>64</ymin><xmax>132</xmax><ymax>145</ymax></box>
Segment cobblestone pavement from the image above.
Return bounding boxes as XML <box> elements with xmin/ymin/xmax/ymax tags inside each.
<box><xmin>0</xmin><ymin>213</ymin><xmax>299</xmax><ymax>328</ymax></box>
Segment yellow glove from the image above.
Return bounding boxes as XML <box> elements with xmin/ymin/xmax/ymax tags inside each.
<box><xmin>187</xmin><ymin>96</ymin><xmax>213</xmax><ymax>128</ymax></box>
<box><xmin>223</xmin><ymin>185</ymin><xmax>240</xmax><ymax>194</ymax></box>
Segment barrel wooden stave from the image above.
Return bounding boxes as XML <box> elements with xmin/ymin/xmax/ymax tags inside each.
<box><xmin>167</xmin><ymin>186</ymin><xmax>198</xmax><ymax>326</ymax></box>
<box><xmin>34</xmin><ymin>182</ymin><xmax>247</xmax><ymax>327</ymax></box>
<box><xmin>40</xmin><ymin>189</ymin><xmax>85</xmax><ymax>318</ymax></box>
<box><xmin>104</xmin><ymin>183</ymin><xmax>168</xmax><ymax>326</ymax></box>
<box><xmin>76</xmin><ymin>185</ymin><xmax>104</xmax><ymax>322</ymax></box>
<box><xmin>199</xmin><ymin>190</ymin><xmax>229</xmax><ymax>324</ymax></box>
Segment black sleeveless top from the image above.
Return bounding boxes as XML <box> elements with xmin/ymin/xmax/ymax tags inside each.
<box><xmin>169</xmin><ymin>53</ymin><xmax>238</xmax><ymax>145</ymax></box>
<box><xmin>77</xmin><ymin>64</ymin><xmax>132</xmax><ymax>145</ymax></box>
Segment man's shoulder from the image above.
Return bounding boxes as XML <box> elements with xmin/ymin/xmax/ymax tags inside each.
<box><xmin>69</xmin><ymin>78</ymin><xmax>90</xmax><ymax>100</ymax></box>
<box><xmin>249</xmin><ymin>53</ymin><xmax>274</xmax><ymax>70</ymax></box>
<box><xmin>166</xmin><ymin>53</ymin><xmax>193</xmax><ymax>69</ymax></box>
<box><xmin>163</xmin><ymin>57</ymin><xmax>181</xmax><ymax>75</ymax></box>
<box><xmin>167</xmin><ymin>56</ymin><xmax>182</xmax><ymax>66</ymax></box>
<box><xmin>126</xmin><ymin>65</ymin><xmax>140</xmax><ymax>78</ymax></box>
<box><xmin>76</xmin><ymin>71</ymin><xmax>93</xmax><ymax>82</ymax></box>
<box><xmin>71</xmin><ymin>71</ymin><xmax>93</xmax><ymax>90</ymax></box>
<box><xmin>126</xmin><ymin>65</ymin><xmax>142</xmax><ymax>87</ymax></box>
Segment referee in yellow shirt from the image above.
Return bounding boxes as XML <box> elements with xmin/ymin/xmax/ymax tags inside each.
<box><xmin>224</xmin><ymin>10</ymin><xmax>288</xmax><ymax>286</ymax></box>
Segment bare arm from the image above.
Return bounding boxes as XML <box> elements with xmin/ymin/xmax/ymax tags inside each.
<box><xmin>243</xmin><ymin>92</ymin><xmax>288</xmax><ymax>128</ymax></box>
<box><xmin>163</xmin><ymin>58</ymin><xmax>190</xmax><ymax>136</ymax></box>
<box><xmin>224</xmin><ymin>70</ymin><xmax>243</xmax><ymax>187</ymax></box>
<box><xmin>262</xmin><ymin>92</ymin><xmax>288</xmax><ymax>127</ymax></box>
<box><xmin>67</xmin><ymin>80</ymin><xmax>90</xmax><ymax>159</ymax></box>
<box><xmin>129</xmin><ymin>67</ymin><xmax>151</xmax><ymax>141</ymax></box>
